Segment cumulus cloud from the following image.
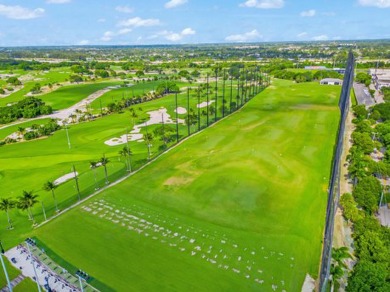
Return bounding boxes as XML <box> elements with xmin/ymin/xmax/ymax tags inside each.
<box><xmin>100</xmin><ymin>28</ymin><xmax>133</xmax><ymax>42</ymax></box>
<box><xmin>300</xmin><ymin>9</ymin><xmax>316</xmax><ymax>17</ymax></box>
<box><xmin>118</xmin><ymin>17</ymin><xmax>161</xmax><ymax>27</ymax></box>
<box><xmin>165</xmin><ymin>0</ymin><xmax>188</xmax><ymax>9</ymax></box>
<box><xmin>115</xmin><ymin>6</ymin><xmax>133</xmax><ymax>13</ymax></box>
<box><xmin>101</xmin><ymin>31</ymin><xmax>114</xmax><ymax>42</ymax></box>
<box><xmin>0</xmin><ymin>5</ymin><xmax>44</xmax><ymax>19</ymax></box>
<box><xmin>358</xmin><ymin>0</ymin><xmax>390</xmax><ymax>8</ymax></box>
<box><xmin>46</xmin><ymin>0</ymin><xmax>71</xmax><ymax>3</ymax></box>
<box><xmin>312</xmin><ymin>34</ymin><xmax>328</xmax><ymax>41</ymax></box>
<box><xmin>239</xmin><ymin>0</ymin><xmax>284</xmax><ymax>9</ymax></box>
<box><xmin>158</xmin><ymin>27</ymin><xmax>196</xmax><ymax>42</ymax></box>
<box><xmin>225</xmin><ymin>29</ymin><xmax>262</xmax><ymax>42</ymax></box>
<box><xmin>181</xmin><ymin>27</ymin><xmax>196</xmax><ymax>35</ymax></box>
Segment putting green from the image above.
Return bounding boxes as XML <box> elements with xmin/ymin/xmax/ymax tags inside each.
<box><xmin>31</xmin><ymin>80</ymin><xmax>340</xmax><ymax>291</ymax></box>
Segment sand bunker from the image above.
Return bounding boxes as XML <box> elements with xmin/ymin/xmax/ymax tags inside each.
<box><xmin>197</xmin><ymin>100</ymin><xmax>215</xmax><ymax>108</ymax></box>
<box><xmin>105</xmin><ymin>107</ymin><xmax>184</xmax><ymax>146</ymax></box>
<box><xmin>175</xmin><ymin>107</ymin><xmax>187</xmax><ymax>114</ymax></box>
<box><xmin>53</xmin><ymin>172</ymin><xmax>78</xmax><ymax>185</ymax></box>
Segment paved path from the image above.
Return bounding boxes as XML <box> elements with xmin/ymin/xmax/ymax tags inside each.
<box><xmin>0</xmin><ymin>274</ymin><xmax>25</xmax><ymax>292</ymax></box>
<box><xmin>353</xmin><ymin>82</ymin><xmax>375</xmax><ymax>107</ymax></box>
<box><xmin>0</xmin><ymin>84</ymin><xmax>129</xmax><ymax>131</ymax></box>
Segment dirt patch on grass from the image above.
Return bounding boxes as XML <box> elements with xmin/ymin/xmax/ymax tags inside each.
<box><xmin>290</xmin><ymin>104</ymin><xmax>337</xmax><ymax>111</ymax></box>
<box><xmin>164</xmin><ymin>176</ymin><xmax>195</xmax><ymax>186</ymax></box>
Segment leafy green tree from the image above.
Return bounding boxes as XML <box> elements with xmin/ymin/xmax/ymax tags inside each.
<box><xmin>353</xmin><ymin>105</ymin><xmax>368</xmax><ymax>120</ymax></box>
<box><xmin>43</xmin><ymin>181</ymin><xmax>59</xmax><ymax>212</ymax></box>
<box><xmin>339</xmin><ymin>193</ymin><xmax>363</xmax><ymax>222</ymax></box>
<box><xmin>6</xmin><ymin>76</ymin><xmax>21</xmax><ymax>86</ymax></box>
<box><xmin>355</xmin><ymin>231</ymin><xmax>389</xmax><ymax>263</ymax></box>
<box><xmin>351</xmin><ymin>132</ymin><xmax>375</xmax><ymax>154</ymax></box>
<box><xmin>346</xmin><ymin>261</ymin><xmax>390</xmax><ymax>292</ymax></box>
<box><xmin>0</xmin><ymin>198</ymin><xmax>16</xmax><ymax>229</ymax></box>
<box><xmin>352</xmin><ymin>176</ymin><xmax>382</xmax><ymax>214</ymax></box>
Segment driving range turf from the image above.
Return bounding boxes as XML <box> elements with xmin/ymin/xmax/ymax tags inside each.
<box><xmin>25</xmin><ymin>80</ymin><xmax>340</xmax><ymax>291</ymax></box>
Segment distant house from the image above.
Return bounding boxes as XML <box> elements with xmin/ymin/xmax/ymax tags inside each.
<box><xmin>320</xmin><ymin>78</ymin><xmax>343</xmax><ymax>85</ymax></box>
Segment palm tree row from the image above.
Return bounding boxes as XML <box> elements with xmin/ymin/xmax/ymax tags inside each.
<box><xmin>0</xmin><ymin>191</ymin><xmax>40</xmax><ymax>229</ymax></box>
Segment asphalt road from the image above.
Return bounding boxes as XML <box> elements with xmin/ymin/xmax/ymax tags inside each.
<box><xmin>353</xmin><ymin>82</ymin><xmax>375</xmax><ymax>107</ymax></box>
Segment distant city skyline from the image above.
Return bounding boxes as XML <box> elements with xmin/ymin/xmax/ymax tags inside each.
<box><xmin>0</xmin><ymin>0</ymin><xmax>389</xmax><ymax>46</ymax></box>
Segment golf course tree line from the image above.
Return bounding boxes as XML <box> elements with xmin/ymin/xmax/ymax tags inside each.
<box><xmin>339</xmin><ymin>104</ymin><xmax>390</xmax><ymax>291</ymax></box>
<box><xmin>0</xmin><ymin>158</ymin><xmax>113</xmax><ymax>227</ymax></box>
<box><xmin>0</xmin><ymin>191</ymin><xmax>40</xmax><ymax>228</ymax></box>
<box><xmin>0</xmin><ymin>97</ymin><xmax>53</xmax><ymax>124</ymax></box>
<box><xmin>0</xmin><ymin>119</ymin><xmax>61</xmax><ymax>146</ymax></box>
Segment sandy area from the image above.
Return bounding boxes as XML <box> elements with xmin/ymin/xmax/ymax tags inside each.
<box><xmin>301</xmin><ymin>274</ymin><xmax>315</xmax><ymax>292</ymax></box>
<box><xmin>197</xmin><ymin>100</ymin><xmax>215</xmax><ymax>108</ymax></box>
<box><xmin>105</xmin><ymin>107</ymin><xmax>184</xmax><ymax>146</ymax></box>
<box><xmin>175</xmin><ymin>107</ymin><xmax>187</xmax><ymax>114</ymax></box>
<box><xmin>53</xmin><ymin>172</ymin><xmax>78</xmax><ymax>185</ymax></box>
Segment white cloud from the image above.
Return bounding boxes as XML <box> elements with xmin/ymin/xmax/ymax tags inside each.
<box><xmin>358</xmin><ymin>0</ymin><xmax>390</xmax><ymax>8</ymax></box>
<box><xmin>225</xmin><ymin>29</ymin><xmax>262</xmax><ymax>42</ymax></box>
<box><xmin>297</xmin><ymin>32</ymin><xmax>308</xmax><ymax>38</ymax></box>
<box><xmin>300</xmin><ymin>9</ymin><xmax>316</xmax><ymax>17</ymax></box>
<box><xmin>181</xmin><ymin>27</ymin><xmax>196</xmax><ymax>35</ymax></box>
<box><xmin>312</xmin><ymin>34</ymin><xmax>329</xmax><ymax>41</ymax></box>
<box><xmin>165</xmin><ymin>0</ymin><xmax>188</xmax><ymax>9</ymax></box>
<box><xmin>118</xmin><ymin>17</ymin><xmax>161</xmax><ymax>27</ymax></box>
<box><xmin>118</xmin><ymin>28</ymin><xmax>132</xmax><ymax>35</ymax></box>
<box><xmin>46</xmin><ymin>0</ymin><xmax>71</xmax><ymax>3</ymax></box>
<box><xmin>100</xmin><ymin>28</ymin><xmax>132</xmax><ymax>42</ymax></box>
<box><xmin>115</xmin><ymin>6</ymin><xmax>133</xmax><ymax>13</ymax></box>
<box><xmin>239</xmin><ymin>0</ymin><xmax>284</xmax><ymax>9</ymax></box>
<box><xmin>78</xmin><ymin>40</ymin><xmax>89</xmax><ymax>45</ymax></box>
<box><xmin>157</xmin><ymin>27</ymin><xmax>196</xmax><ymax>42</ymax></box>
<box><xmin>0</xmin><ymin>5</ymin><xmax>44</xmax><ymax>19</ymax></box>
<box><xmin>101</xmin><ymin>31</ymin><xmax>114</xmax><ymax>42</ymax></box>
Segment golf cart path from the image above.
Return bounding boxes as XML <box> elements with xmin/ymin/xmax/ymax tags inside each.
<box><xmin>0</xmin><ymin>86</ymin><xmax>115</xmax><ymax>130</ymax></box>
<box><xmin>0</xmin><ymin>274</ymin><xmax>25</xmax><ymax>292</ymax></box>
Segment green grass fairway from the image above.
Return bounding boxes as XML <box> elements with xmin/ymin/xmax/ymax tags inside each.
<box><xmin>31</xmin><ymin>80</ymin><xmax>340</xmax><ymax>291</ymax></box>
<box><xmin>0</xmin><ymin>256</ymin><xmax>20</xmax><ymax>288</ymax></box>
<box><xmin>13</xmin><ymin>277</ymin><xmax>38</xmax><ymax>292</ymax></box>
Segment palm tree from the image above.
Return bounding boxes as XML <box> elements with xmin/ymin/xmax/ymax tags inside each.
<box><xmin>43</xmin><ymin>181</ymin><xmax>59</xmax><ymax>212</ymax></box>
<box><xmin>0</xmin><ymin>198</ymin><xmax>16</xmax><ymax>229</ymax></box>
<box><xmin>119</xmin><ymin>146</ymin><xmax>132</xmax><ymax>172</ymax></box>
<box><xmin>90</xmin><ymin>161</ymin><xmax>99</xmax><ymax>190</ymax></box>
<box><xmin>17</xmin><ymin>191</ymin><xmax>39</xmax><ymax>224</ymax></box>
<box><xmin>144</xmin><ymin>132</ymin><xmax>154</xmax><ymax>160</ymax></box>
<box><xmin>330</xmin><ymin>247</ymin><xmax>352</xmax><ymax>290</ymax></box>
<box><xmin>100</xmin><ymin>155</ymin><xmax>110</xmax><ymax>184</ymax></box>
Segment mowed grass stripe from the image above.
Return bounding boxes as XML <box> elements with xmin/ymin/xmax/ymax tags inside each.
<box><xmin>32</xmin><ymin>80</ymin><xmax>339</xmax><ymax>291</ymax></box>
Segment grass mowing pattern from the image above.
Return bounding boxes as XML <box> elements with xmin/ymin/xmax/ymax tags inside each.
<box><xmin>32</xmin><ymin>80</ymin><xmax>340</xmax><ymax>291</ymax></box>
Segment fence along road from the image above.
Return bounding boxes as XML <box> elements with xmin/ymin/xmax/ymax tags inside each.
<box><xmin>319</xmin><ymin>51</ymin><xmax>355</xmax><ymax>291</ymax></box>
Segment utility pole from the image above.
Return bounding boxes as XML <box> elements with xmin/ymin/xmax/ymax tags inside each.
<box><xmin>175</xmin><ymin>93</ymin><xmax>179</xmax><ymax>143</ymax></box>
<box><xmin>25</xmin><ymin>241</ymin><xmax>42</xmax><ymax>292</ymax></box>
<box><xmin>64</xmin><ymin>122</ymin><xmax>71</xmax><ymax>149</ymax></box>
<box><xmin>0</xmin><ymin>240</ymin><xmax>12</xmax><ymax>292</ymax></box>
<box><xmin>73</xmin><ymin>165</ymin><xmax>81</xmax><ymax>201</ymax></box>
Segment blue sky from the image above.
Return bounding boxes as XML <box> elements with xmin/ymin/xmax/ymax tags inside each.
<box><xmin>0</xmin><ymin>0</ymin><xmax>389</xmax><ymax>46</ymax></box>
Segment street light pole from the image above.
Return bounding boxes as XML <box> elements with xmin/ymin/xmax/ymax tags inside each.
<box><xmin>41</xmin><ymin>202</ymin><xmax>47</xmax><ymax>221</ymax></box>
<box><xmin>0</xmin><ymin>240</ymin><xmax>12</xmax><ymax>292</ymax></box>
<box><xmin>64</xmin><ymin>122</ymin><xmax>71</xmax><ymax>149</ymax></box>
<box><xmin>25</xmin><ymin>242</ymin><xmax>42</xmax><ymax>292</ymax></box>
<box><xmin>78</xmin><ymin>275</ymin><xmax>84</xmax><ymax>292</ymax></box>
